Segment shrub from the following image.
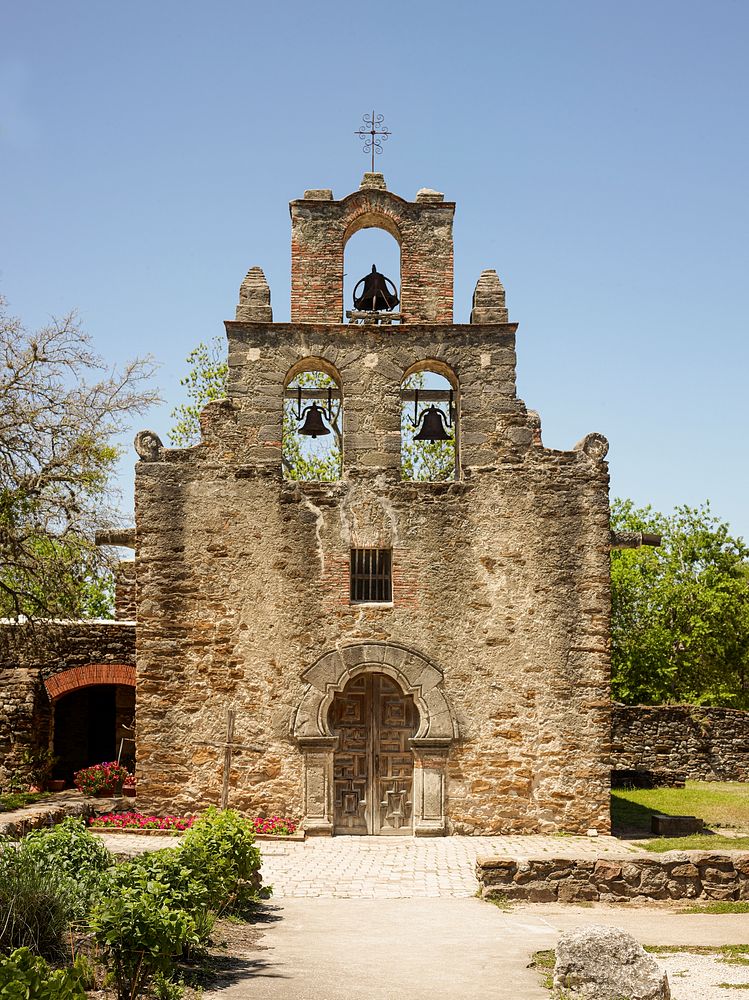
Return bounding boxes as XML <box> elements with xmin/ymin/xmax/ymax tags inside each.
<box><xmin>0</xmin><ymin>947</ymin><xmax>87</xmax><ymax>999</ymax></box>
<box><xmin>74</xmin><ymin>761</ymin><xmax>132</xmax><ymax>796</ymax></box>
<box><xmin>22</xmin><ymin>816</ymin><xmax>112</xmax><ymax>918</ymax></box>
<box><xmin>90</xmin><ymin>883</ymin><xmax>197</xmax><ymax>1000</ymax></box>
<box><xmin>0</xmin><ymin>842</ymin><xmax>79</xmax><ymax>958</ymax></box>
<box><xmin>179</xmin><ymin>807</ymin><xmax>265</xmax><ymax>912</ymax></box>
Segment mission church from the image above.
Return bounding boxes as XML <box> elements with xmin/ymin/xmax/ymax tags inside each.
<box><xmin>2</xmin><ymin>169</ymin><xmax>624</xmax><ymax>836</ymax></box>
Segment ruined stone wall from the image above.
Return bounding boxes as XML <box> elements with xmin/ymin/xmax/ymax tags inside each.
<box><xmin>0</xmin><ymin>622</ymin><xmax>135</xmax><ymax>788</ymax></box>
<box><xmin>134</xmin><ymin>319</ymin><xmax>612</xmax><ymax>834</ymax></box>
<box><xmin>611</xmin><ymin>704</ymin><xmax>749</xmax><ymax>781</ymax></box>
<box><xmin>477</xmin><ymin>852</ymin><xmax>749</xmax><ymax>903</ymax></box>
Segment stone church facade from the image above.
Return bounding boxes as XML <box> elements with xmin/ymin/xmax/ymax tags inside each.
<box><xmin>131</xmin><ymin>173</ymin><xmax>613</xmax><ymax>836</ymax></box>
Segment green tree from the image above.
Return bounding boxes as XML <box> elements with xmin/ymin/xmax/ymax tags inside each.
<box><xmin>169</xmin><ymin>337</ymin><xmax>228</xmax><ymax>448</ymax></box>
<box><xmin>0</xmin><ymin>298</ymin><xmax>157</xmax><ymax>620</ymax></box>
<box><xmin>611</xmin><ymin>498</ymin><xmax>749</xmax><ymax>708</ymax></box>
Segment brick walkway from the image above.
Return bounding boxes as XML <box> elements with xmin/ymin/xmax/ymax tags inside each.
<box><xmin>95</xmin><ymin>832</ymin><xmax>645</xmax><ymax>898</ymax></box>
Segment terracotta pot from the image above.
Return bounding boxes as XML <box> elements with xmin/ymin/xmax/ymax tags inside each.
<box><xmin>47</xmin><ymin>780</ymin><xmax>66</xmax><ymax>793</ymax></box>
<box><xmin>123</xmin><ymin>785</ymin><xmax>136</xmax><ymax>798</ymax></box>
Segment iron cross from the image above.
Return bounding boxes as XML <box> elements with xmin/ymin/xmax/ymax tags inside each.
<box><xmin>194</xmin><ymin>708</ymin><xmax>263</xmax><ymax>809</ymax></box>
<box><xmin>355</xmin><ymin>111</ymin><xmax>391</xmax><ymax>172</ymax></box>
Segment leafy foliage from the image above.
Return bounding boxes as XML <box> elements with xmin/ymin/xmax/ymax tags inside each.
<box><xmin>23</xmin><ymin>818</ymin><xmax>113</xmax><ymax>917</ymax></box>
<box><xmin>611</xmin><ymin>499</ymin><xmax>749</xmax><ymax>707</ymax></box>
<box><xmin>0</xmin><ymin>948</ymin><xmax>87</xmax><ymax>999</ymax></box>
<box><xmin>0</xmin><ymin>297</ymin><xmax>157</xmax><ymax>620</ymax></box>
<box><xmin>0</xmin><ymin>841</ymin><xmax>81</xmax><ymax>957</ymax></box>
<box><xmin>90</xmin><ymin>883</ymin><xmax>198</xmax><ymax>1000</ymax></box>
<box><xmin>169</xmin><ymin>338</ymin><xmax>228</xmax><ymax>448</ymax></box>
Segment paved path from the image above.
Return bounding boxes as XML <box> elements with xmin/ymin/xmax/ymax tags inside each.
<box><xmin>256</xmin><ymin>834</ymin><xmax>642</xmax><ymax>898</ymax></box>
<box><xmin>204</xmin><ymin>898</ymin><xmax>749</xmax><ymax>1000</ymax></box>
<box><xmin>95</xmin><ymin>831</ymin><xmax>643</xmax><ymax>896</ymax></box>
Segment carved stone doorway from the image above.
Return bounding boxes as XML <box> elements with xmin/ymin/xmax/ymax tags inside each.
<box><xmin>330</xmin><ymin>673</ymin><xmax>418</xmax><ymax>836</ymax></box>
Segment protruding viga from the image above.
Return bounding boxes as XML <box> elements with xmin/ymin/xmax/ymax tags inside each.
<box><xmin>236</xmin><ymin>266</ymin><xmax>272</xmax><ymax>322</ymax></box>
<box><xmin>470</xmin><ymin>268</ymin><xmax>508</xmax><ymax>323</ymax></box>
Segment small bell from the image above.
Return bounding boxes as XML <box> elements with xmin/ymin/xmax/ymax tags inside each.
<box><xmin>298</xmin><ymin>403</ymin><xmax>330</xmax><ymax>438</ymax></box>
<box><xmin>414</xmin><ymin>405</ymin><xmax>451</xmax><ymax>442</ymax></box>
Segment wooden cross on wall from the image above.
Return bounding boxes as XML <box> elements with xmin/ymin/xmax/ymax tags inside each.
<box><xmin>194</xmin><ymin>708</ymin><xmax>263</xmax><ymax>809</ymax></box>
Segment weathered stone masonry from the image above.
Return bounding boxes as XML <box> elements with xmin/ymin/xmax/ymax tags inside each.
<box><xmin>612</xmin><ymin>704</ymin><xmax>749</xmax><ymax>781</ymax></box>
<box><xmin>133</xmin><ymin>173</ymin><xmax>613</xmax><ymax>835</ymax></box>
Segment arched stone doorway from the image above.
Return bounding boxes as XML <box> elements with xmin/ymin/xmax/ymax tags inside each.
<box><xmin>329</xmin><ymin>673</ymin><xmax>418</xmax><ymax>836</ymax></box>
<box><xmin>45</xmin><ymin>664</ymin><xmax>135</xmax><ymax>785</ymax></box>
<box><xmin>292</xmin><ymin>642</ymin><xmax>458</xmax><ymax>836</ymax></box>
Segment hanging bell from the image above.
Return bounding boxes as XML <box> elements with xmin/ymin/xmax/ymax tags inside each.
<box><xmin>353</xmin><ymin>265</ymin><xmax>400</xmax><ymax>312</ymax></box>
<box><xmin>298</xmin><ymin>403</ymin><xmax>330</xmax><ymax>438</ymax></box>
<box><xmin>414</xmin><ymin>405</ymin><xmax>451</xmax><ymax>442</ymax></box>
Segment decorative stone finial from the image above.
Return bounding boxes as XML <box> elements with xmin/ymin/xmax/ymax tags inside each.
<box><xmin>134</xmin><ymin>430</ymin><xmax>163</xmax><ymax>462</ymax></box>
<box><xmin>359</xmin><ymin>172</ymin><xmax>387</xmax><ymax>191</ymax></box>
<box><xmin>415</xmin><ymin>188</ymin><xmax>444</xmax><ymax>203</ymax></box>
<box><xmin>470</xmin><ymin>269</ymin><xmax>508</xmax><ymax>324</ymax></box>
<box><xmin>527</xmin><ymin>410</ymin><xmax>543</xmax><ymax>447</ymax></box>
<box><xmin>304</xmin><ymin>189</ymin><xmax>333</xmax><ymax>200</ymax></box>
<box><xmin>236</xmin><ymin>267</ymin><xmax>272</xmax><ymax>322</ymax></box>
<box><xmin>575</xmin><ymin>432</ymin><xmax>610</xmax><ymax>462</ymax></box>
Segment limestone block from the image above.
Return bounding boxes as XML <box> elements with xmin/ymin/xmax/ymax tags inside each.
<box><xmin>554</xmin><ymin>925</ymin><xmax>671</xmax><ymax>1000</ymax></box>
<box><xmin>470</xmin><ymin>270</ymin><xmax>508</xmax><ymax>324</ymax></box>
<box><xmin>236</xmin><ymin>267</ymin><xmax>272</xmax><ymax>322</ymax></box>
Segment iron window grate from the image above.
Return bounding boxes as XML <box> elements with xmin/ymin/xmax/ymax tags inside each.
<box><xmin>350</xmin><ymin>548</ymin><xmax>392</xmax><ymax>603</ymax></box>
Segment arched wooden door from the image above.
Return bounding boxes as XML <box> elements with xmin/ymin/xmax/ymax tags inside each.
<box><xmin>329</xmin><ymin>673</ymin><xmax>418</xmax><ymax>835</ymax></box>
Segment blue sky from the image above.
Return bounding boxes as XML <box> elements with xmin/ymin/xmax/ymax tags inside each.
<box><xmin>2</xmin><ymin>1</ymin><xmax>748</xmax><ymax>537</ymax></box>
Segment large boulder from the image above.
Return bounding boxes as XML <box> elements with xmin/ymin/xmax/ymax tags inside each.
<box><xmin>554</xmin><ymin>925</ymin><xmax>670</xmax><ymax>999</ymax></box>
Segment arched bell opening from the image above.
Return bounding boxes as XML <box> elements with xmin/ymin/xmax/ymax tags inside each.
<box><xmin>343</xmin><ymin>224</ymin><xmax>401</xmax><ymax>325</ymax></box>
<box><xmin>283</xmin><ymin>359</ymin><xmax>343</xmax><ymax>481</ymax></box>
<box><xmin>328</xmin><ymin>672</ymin><xmax>419</xmax><ymax>836</ymax></box>
<box><xmin>400</xmin><ymin>361</ymin><xmax>459</xmax><ymax>481</ymax></box>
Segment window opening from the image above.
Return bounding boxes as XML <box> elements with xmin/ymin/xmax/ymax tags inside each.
<box><xmin>401</xmin><ymin>370</ymin><xmax>457</xmax><ymax>481</ymax></box>
<box><xmin>350</xmin><ymin>548</ymin><xmax>392</xmax><ymax>603</ymax></box>
<box><xmin>283</xmin><ymin>369</ymin><xmax>342</xmax><ymax>481</ymax></box>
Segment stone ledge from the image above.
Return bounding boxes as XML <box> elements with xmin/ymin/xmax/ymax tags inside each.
<box><xmin>476</xmin><ymin>851</ymin><xmax>749</xmax><ymax>903</ymax></box>
<box><xmin>0</xmin><ymin>790</ymin><xmax>115</xmax><ymax>838</ymax></box>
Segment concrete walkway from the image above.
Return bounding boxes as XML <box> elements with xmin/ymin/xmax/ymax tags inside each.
<box><xmin>204</xmin><ymin>898</ymin><xmax>749</xmax><ymax>1000</ymax></box>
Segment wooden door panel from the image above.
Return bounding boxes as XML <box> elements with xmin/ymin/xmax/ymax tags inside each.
<box><xmin>330</xmin><ymin>675</ymin><xmax>369</xmax><ymax>834</ymax></box>
<box><xmin>330</xmin><ymin>674</ymin><xmax>417</xmax><ymax>835</ymax></box>
<box><xmin>375</xmin><ymin>676</ymin><xmax>417</xmax><ymax>835</ymax></box>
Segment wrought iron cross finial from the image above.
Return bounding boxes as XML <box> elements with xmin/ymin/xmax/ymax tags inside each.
<box><xmin>355</xmin><ymin>111</ymin><xmax>391</xmax><ymax>172</ymax></box>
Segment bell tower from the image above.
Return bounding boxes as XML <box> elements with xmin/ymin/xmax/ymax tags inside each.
<box><xmin>290</xmin><ymin>172</ymin><xmax>455</xmax><ymax>324</ymax></box>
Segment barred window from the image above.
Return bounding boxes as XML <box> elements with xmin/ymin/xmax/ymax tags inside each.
<box><xmin>350</xmin><ymin>548</ymin><xmax>392</xmax><ymax>603</ymax></box>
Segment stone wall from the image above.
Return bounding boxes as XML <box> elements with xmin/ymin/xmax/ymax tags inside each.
<box><xmin>611</xmin><ymin>704</ymin><xmax>749</xmax><ymax>781</ymax></box>
<box><xmin>134</xmin><ymin>311</ymin><xmax>612</xmax><ymax>834</ymax></box>
<box><xmin>477</xmin><ymin>852</ymin><xmax>749</xmax><ymax>903</ymax></box>
<box><xmin>0</xmin><ymin>622</ymin><xmax>135</xmax><ymax>788</ymax></box>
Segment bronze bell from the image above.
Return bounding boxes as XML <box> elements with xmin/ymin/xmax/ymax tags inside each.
<box><xmin>414</xmin><ymin>405</ymin><xmax>451</xmax><ymax>442</ymax></box>
<box><xmin>353</xmin><ymin>265</ymin><xmax>400</xmax><ymax>312</ymax></box>
<box><xmin>298</xmin><ymin>403</ymin><xmax>330</xmax><ymax>438</ymax></box>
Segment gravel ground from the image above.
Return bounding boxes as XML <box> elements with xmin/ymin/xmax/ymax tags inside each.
<box><xmin>656</xmin><ymin>952</ymin><xmax>749</xmax><ymax>999</ymax></box>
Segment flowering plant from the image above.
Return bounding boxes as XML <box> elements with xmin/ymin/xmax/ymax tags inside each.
<box><xmin>88</xmin><ymin>811</ymin><xmax>195</xmax><ymax>832</ymax></box>
<box><xmin>74</xmin><ymin>761</ymin><xmax>133</xmax><ymax>796</ymax></box>
<box><xmin>253</xmin><ymin>816</ymin><xmax>298</xmax><ymax>836</ymax></box>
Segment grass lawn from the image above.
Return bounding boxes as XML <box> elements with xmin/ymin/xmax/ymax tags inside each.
<box><xmin>611</xmin><ymin>781</ymin><xmax>749</xmax><ymax>835</ymax></box>
<box><xmin>0</xmin><ymin>792</ymin><xmax>50</xmax><ymax>813</ymax></box>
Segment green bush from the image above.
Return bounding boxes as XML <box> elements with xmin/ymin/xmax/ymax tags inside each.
<box><xmin>179</xmin><ymin>807</ymin><xmax>265</xmax><ymax>912</ymax></box>
<box><xmin>0</xmin><ymin>947</ymin><xmax>87</xmax><ymax>999</ymax></box>
<box><xmin>90</xmin><ymin>883</ymin><xmax>197</xmax><ymax>1000</ymax></box>
<box><xmin>23</xmin><ymin>817</ymin><xmax>112</xmax><ymax>917</ymax></box>
<box><xmin>0</xmin><ymin>842</ymin><xmax>79</xmax><ymax>958</ymax></box>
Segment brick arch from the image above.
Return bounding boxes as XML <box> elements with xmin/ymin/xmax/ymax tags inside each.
<box><xmin>290</xmin><ymin>185</ymin><xmax>454</xmax><ymax>324</ymax></box>
<box><xmin>45</xmin><ymin>663</ymin><xmax>135</xmax><ymax>702</ymax></box>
